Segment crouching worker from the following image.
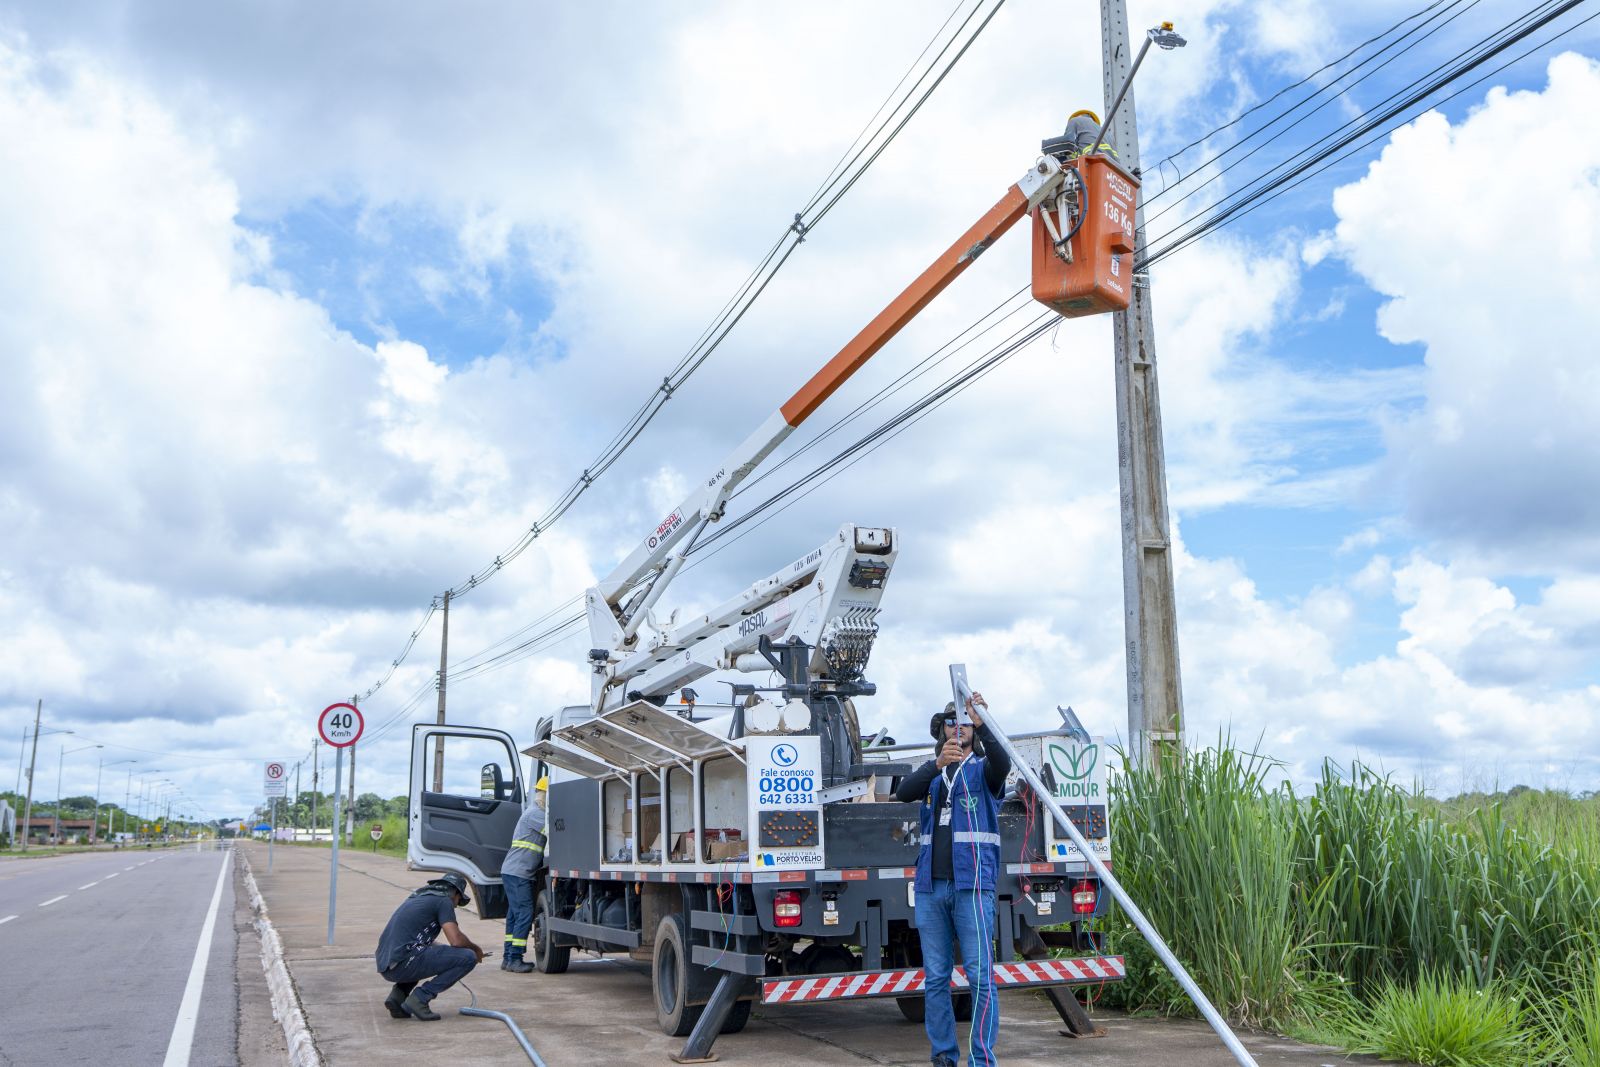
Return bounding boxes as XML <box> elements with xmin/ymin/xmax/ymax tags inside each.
<box><xmin>500</xmin><ymin>775</ymin><xmax>549</xmax><ymax>972</ymax></box>
<box><xmin>894</xmin><ymin>693</ymin><xmax>1011</xmax><ymax>1067</ymax></box>
<box><xmin>375</xmin><ymin>871</ymin><xmax>485</xmax><ymax>1021</ymax></box>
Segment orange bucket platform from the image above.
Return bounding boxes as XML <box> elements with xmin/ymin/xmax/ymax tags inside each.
<box><xmin>1031</xmin><ymin>154</ymin><xmax>1140</xmax><ymax>317</ymax></box>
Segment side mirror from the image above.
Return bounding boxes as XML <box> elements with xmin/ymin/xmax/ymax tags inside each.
<box><xmin>479</xmin><ymin>762</ymin><xmax>519</xmax><ymax>802</ymax></box>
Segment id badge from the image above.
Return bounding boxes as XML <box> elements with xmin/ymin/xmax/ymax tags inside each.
<box><xmin>939</xmin><ymin>807</ymin><xmax>952</xmax><ymax>826</ymax></box>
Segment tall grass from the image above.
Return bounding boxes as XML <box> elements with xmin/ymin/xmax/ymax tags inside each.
<box><xmin>1096</xmin><ymin>744</ymin><xmax>1600</xmax><ymax>1065</ymax></box>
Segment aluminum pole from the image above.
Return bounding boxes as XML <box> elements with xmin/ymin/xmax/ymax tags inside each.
<box><xmin>93</xmin><ymin>756</ymin><xmax>104</xmax><ymax>843</ymax></box>
<box><xmin>977</xmin><ymin>707</ymin><xmax>1259</xmax><ymax>1067</ymax></box>
<box><xmin>327</xmin><ymin>746</ymin><xmax>344</xmax><ymax>945</ymax></box>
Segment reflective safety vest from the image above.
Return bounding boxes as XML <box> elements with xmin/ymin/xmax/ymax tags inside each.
<box><xmin>501</xmin><ymin>803</ymin><xmax>548</xmax><ymax>879</ymax></box>
<box><xmin>914</xmin><ymin>756</ymin><xmax>1001</xmax><ymax>893</ymax></box>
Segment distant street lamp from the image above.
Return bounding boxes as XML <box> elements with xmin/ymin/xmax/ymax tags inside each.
<box><xmin>55</xmin><ymin>743</ymin><xmax>102</xmax><ymax>843</ymax></box>
<box><xmin>94</xmin><ymin>758</ymin><xmax>136</xmax><ymax>842</ymax></box>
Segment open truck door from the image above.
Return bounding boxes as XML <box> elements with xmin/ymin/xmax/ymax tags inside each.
<box><xmin>408</xmin><ymin>723</ymin><xmax>525</xmax><ymax>920</ymax></box>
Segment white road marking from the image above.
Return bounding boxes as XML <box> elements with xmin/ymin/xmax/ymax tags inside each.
<box><xmin>0</xmin><ymin>915</ymin><xmax>16</xmax><ymax>925</ymax></box>
<box><xmin>105</xmin><ymin>872</ymin><xmax>119</xmax><ymax>879</ymax></box>
<box><xmin>162</xmin><ymin>853</ymin><xmax>231</xmax><ymax>1067</ymax></box>
<box><xmin>125</xmin><ymin>865</ymin><xmax>136</xmax><ymax>870</ymax></box>
<box><xmin>39</xmin><ymin>895</ymin><xmax>67</xmax><ymax>907</ymax></box>
<box><xmin>79</xmin><ymin>882</ymin><xmax>99</xmax><ymax>890</ymax></box>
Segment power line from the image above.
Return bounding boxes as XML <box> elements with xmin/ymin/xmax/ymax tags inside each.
<box><xmin>348</xmin><ymin>1</ymin><xmax>1593</xmax><ymax>745</ymax></box>
<box><xmin>1144</xmin><ymin>0</ymin><xmax>1476</xmax><ymax>209</ymax></box>
<box><xmin>351</xmin><ymin>1</ymin><xmax>1011</xmax><ymax>704</ymax></box>
<box><xmin>1139</xmin><ymin>0</ymin><xmax>1592</xmax><ymax>269</ymax></box>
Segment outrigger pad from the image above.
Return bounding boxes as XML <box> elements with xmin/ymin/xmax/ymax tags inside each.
<box><xmin>668</xmin><ymin>1054</ymin><xmax>718</xmax><ymax>1064</ymax></box>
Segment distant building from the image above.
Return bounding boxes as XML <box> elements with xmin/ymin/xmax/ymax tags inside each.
<box><xmin>21</xmin><ymin>817</ymin><xmax>96</xmax><ymax>844</ymax></box>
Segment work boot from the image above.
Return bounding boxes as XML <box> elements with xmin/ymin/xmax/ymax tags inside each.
<box><xmin>401</xmin><ymin>992</ymin><xmax>441</xmax><ymax>1021</ymax></box>
<box><xmin>503</xmin><ymin>954</ymin><xmax>534</xmax><ymax>973</ymax></box>
<box><xmin>383</xmin><ymin>982</ymin><xmax>417</xmax><ymax>1019</ymax></box>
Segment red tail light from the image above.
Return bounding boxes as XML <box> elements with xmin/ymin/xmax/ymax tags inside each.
<box><xmin>774</xmin><ymin>889</ymin><xmax>803</xmax><ymax>928</ymax></box>
<box><xmin>1071</xmin><ymin>880</ymin><xmax>1097</xmax><ymax>915</ymax></box>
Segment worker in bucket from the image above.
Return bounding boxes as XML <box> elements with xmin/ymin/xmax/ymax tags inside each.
<box><xmin>894</xmin><ymin>693</ymin><xmax>1011</xmax><ymax>1067</ymax></box>
<box><xmin>1062</xmin><ymin>108</ymin><xmax>1115</xmax><ymax>157</ymax></box>
<box><xmin>374</xmin><ymin>871</ymin><xmax>485</xmax><ymax>1021</ymax></box>
<box><xmin>499</xmin><ymin>775</ymin><xmax>548</xmax><ymax>973</ymax></box>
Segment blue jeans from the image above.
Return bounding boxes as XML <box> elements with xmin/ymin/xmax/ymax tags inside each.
<box><xmin>915</xmin><ymin>880</ymin><xmax>998</xmax><ymax>1067</ymax></box>
<box><xmin>503</xmin><ymin>873</ymin><xmax>534</xmax><ymax>959</ymax></box>
<box><xmin>380</xmin><ymin>944</ymin><xmax>478</xmax><ymax>1002</ymax></box>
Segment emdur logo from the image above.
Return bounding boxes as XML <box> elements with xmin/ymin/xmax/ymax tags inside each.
<box><xmin>1047</xmin><ymin>743</ymin><xmax>1100</xmax><ymax>798</ymax></box>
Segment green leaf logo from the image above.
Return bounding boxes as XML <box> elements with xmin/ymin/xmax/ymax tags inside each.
<box><xmin>1049</xmin><ymin>743</ymin><xmax>1097</xmax><ymax>781</ymax></box>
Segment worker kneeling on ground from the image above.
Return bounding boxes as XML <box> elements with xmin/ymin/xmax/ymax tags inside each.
<box><xmin>374</xmin><ymin>871</ymin><xmax>486</xmax><ymax>1021</ymax></box>
<box><xmin>894</xmin><ymin>693</ymin><xmax>1011</xmax><ymax>1067</ymax></box>
<box><xmin>500</xmin><ymin>775</ymin><xmax>548</xmax><ymax>973</ymax></box>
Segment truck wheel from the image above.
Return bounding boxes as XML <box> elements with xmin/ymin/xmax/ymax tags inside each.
<box><xmin>653</xmin><ymin>913</ymin><xmax>704</xmax><ymax>1037</ymax></box>
<box><xmin>720</xmin><ymin>998</ymin><xmax>753</xmax><ymax>1034</ymax></box>
<box><xmin>533</xmin><ymin>889</ymin><xmax>570</xmax><ymax>975</ymax></box>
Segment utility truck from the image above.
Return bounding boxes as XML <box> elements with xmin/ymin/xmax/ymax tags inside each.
<box><xmin>410</xmin><ymin>137</ymin><xmax>1139</xmax><ymax>1057</ymax></box>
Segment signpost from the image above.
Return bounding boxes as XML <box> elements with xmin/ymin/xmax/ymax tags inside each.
<box><xmin>318</xmin><ymin>703</ymin><xmax>364</xmax><ymax>945</ymax></box>
<box><xmin>370</xmin><ymin>822</ymin><xmax>383</xmax><ymax>852</ymax></box>
<box><xmin>264</xmin><ymin>760</ymin><xmax>287</xmax><ymax>872</ymax></box>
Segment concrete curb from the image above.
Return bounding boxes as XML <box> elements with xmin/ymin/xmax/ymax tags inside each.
<box><xmin>240</xmin><ymin>852</ymin><xmax>322</xmax><ymax>1067</ymax></box>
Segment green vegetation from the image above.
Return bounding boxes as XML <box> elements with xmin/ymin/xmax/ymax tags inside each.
<box><xmin>1095</xmin><ymin>746</ymin><xmax>1600</xmax><ymax>1066</ymax></box>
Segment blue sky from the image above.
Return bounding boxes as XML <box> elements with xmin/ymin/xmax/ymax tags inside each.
<box><xmin>2</xmin><ymin>0</ymin><xmax>1599</xmax><ymax>819</ymax></box>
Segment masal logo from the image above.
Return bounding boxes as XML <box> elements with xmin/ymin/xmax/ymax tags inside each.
<box><xmin>958</xmin><ymin>795</ymin><xmax>979</xmax><ymax>813</ymax></box>
<box><xmin>1047</xmin><ymin>743</ymin><xmax>1101</xmax><ymax>799</ymax></box>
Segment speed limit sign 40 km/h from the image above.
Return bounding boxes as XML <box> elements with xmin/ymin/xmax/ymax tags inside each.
<box><xmin>318</xmin><ymin>703</ymin><xmax>364</xmax><ymax>748</ymax></box>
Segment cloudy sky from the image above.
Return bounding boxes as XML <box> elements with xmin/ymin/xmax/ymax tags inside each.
<box><xmin>3</xmin><ymin>0</ymin><xmax>1598</xmax><ymax>822</ymax></box>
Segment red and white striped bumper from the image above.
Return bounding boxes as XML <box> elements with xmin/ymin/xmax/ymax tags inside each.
<box><xmin>761</xmin><ymin>955</ymin><xmax>1124</xmax><ymax>1004</ymax></box>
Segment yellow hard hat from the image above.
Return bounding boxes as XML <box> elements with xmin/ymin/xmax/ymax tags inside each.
<box><xmin>536</xmin><ymin>775</ymin><xmax>548</xmax><ymax>792</ymax></box>
<box><xmin>1069</xmin><ymin>109</ymin><xmax>1100</xmax><ymax>124</ymax></box>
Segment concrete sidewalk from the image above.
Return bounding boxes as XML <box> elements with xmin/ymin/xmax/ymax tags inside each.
<box><xmin>238</xmin><ymin>841</ymin><xmax>1392</xmax><ymax>1066</ymax></box>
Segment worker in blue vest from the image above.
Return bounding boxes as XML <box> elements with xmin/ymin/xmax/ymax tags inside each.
<box><xmin>894</xmin><ymin>692</ymin><xmax>1011</xmax><ymax>1067</ymax></box>
<box><xmin>500</xmin><ymin>775</ymin><xmax>548</xmax><ymax>973</ymax></box>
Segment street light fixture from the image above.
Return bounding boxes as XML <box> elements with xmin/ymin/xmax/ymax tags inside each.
<box><xmin>18</xmin><ymin>714</ymin><xmax>72</xmax><ymax>852</ymax></box>
<box><xmin>95</xmin><ymin>758</ymin><xmax>136</xmax><ymax>843</ymax></box>
<box><xmin>55</xmin><ymin>743</ymin><xmax>103</xmax><ymax>843</ymax></box>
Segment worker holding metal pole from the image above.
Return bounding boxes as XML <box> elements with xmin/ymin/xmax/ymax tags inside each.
<box><xmin>975</xmin><ymin>700</ymin><xmax>1260</xmax><ymax>1067</ymax></box>
<box><xmin>893</xmin><ymin>696</ymin><xmax>1011</xmax><ymax>1067</ymax></box>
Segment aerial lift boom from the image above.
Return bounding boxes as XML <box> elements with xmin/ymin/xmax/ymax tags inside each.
<box><xmin>586</xmin><ymin>154</ymin><xmax>1096</xmax><ymax>712</ymax></box>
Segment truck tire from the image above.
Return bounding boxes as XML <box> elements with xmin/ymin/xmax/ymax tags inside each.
<box><xmin>720</xmin><ymin>998</ymin><xmax>753</xmax><ymax>1034</ymax></box>
<box><xmin>653</xmin><ymin>913</ymin><xmax>704</xmax><ymax>1037</ymax></box>
<box><xmin>533</xmin><ymin>889</ymin><xmax>570</xmax><ymax>975</ymax></box>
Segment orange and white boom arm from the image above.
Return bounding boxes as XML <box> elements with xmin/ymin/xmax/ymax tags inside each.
<box><xmin>587</xmin><ymin>156</ymin><xmax>1068</xmax><ymax>652</ymax></box>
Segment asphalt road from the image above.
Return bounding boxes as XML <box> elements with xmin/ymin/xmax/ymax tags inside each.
<box><xmin>0</xmin><ymin>845</ymin><xmax>238</xmax><ymax>1066</ymax></box>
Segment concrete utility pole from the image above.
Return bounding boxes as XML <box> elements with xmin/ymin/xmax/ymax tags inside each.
<box><xmin>433</xmin><ymin>591</ymin><xmax>450</xmax><ymax>793</ymax></box>
<box><xmin>346</xmin><ymin>695</ymin><xmax>358</xmax><ymax>846</ymax></box>
<box><xmin>1101</xmin><ymin>0</ymin><xmax>1185</xmax><ymax>769</ymax></box>
<box><xmin>311</xmin><ymin>740</ymin><xmax>320</xmax><ymax>841</ymax></box>
<box><xmin>21</xmin><ymin>700</ymin><xmax>41</xmax><ymax>851</ymax></box>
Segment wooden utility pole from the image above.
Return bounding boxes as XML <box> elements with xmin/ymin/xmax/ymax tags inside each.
<box><xmin>1101</xmin><ymin>0</ymin><xmax>1185</xmax><ymax>769</ymax></box>
<box><xmin>433</xmin><ymin>591</ymin><xmax>450</xmax><ymax>793</ymax></box>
